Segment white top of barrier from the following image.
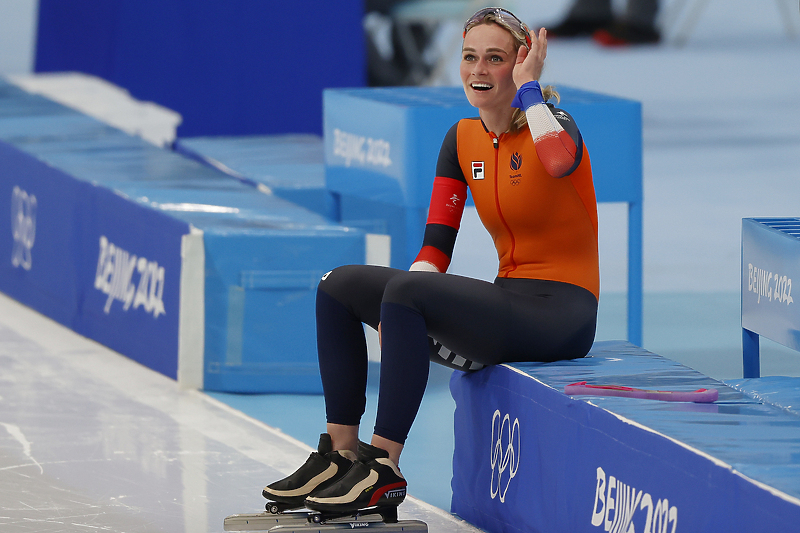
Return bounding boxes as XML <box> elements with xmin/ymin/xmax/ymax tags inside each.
<box><xmin>7</xmin><ymin>72</ymin><xmax>182</xmax><ymax>147</ymax></box>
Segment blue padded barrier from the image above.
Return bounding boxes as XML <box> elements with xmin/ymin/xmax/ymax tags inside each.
<box><xmin>0</xmin><ymin>82</ymin><xmax>191</xmax><ymax>378</ymax></box>
<box><xmin>173</xmin><ymin>134</ymin><xmax>338</xmax><ymax>221</ymax></box>
<box><xmin>172</xmin><ymin>135</ymin><xmax>405</xmax><ymax>266</ymax></box>
<box><xmin>2</xmin><ymin>138</ymin><xmax>189</xmax><ymax>379</ymax></box>
<box><xmin>451</xmin><ymin>340</ymin><xmax>800</xmax><ymax>533</ymax></box>
<box><xmin>0</xmin><ymin>77</ymin><xmax>367</xmax><ymax>393</ymax></box>
<box><xmin>324</xmin><ymin>86</ymin><xmax>643</xmax><ymax>345</ymax></box>
<box><xmin>741</xmin><ymin>217</ymin><xmax>800</xmax><ymax>377</ymax></box>
<box><xmin>197</xmin><ymin>221</ymin><xmax>365</xmax><ymax>394</ymax></box>
<box><xmin>726</xmin><ymin>376</ymin><xmax>800</xmax><ymax>413</ymax></box>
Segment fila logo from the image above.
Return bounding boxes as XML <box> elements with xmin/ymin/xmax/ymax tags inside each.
<box><xmin>472</xmin><ymin>161</ymin><xmax>485</xmax><ymax>180</ymax></box>
<box><xmin>510</xmin><ymin>152</ymin><xmax>523</xmax><ymax>171</ymax></box>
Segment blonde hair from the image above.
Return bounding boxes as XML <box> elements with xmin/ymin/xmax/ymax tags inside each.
<box><xmin>469</xmin><ymin>15</ymin><xmax>560</xmax><ymax>133</ymax></box>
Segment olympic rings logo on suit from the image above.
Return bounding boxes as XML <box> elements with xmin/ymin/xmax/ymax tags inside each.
<box><xmin>490</xmin><ymin>409</ymin><xmax>520</xmax><ymax>503</ymax></box>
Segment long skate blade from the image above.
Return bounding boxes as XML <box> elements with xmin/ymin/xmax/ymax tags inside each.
<box><xmin>222</xmin><ymin>510</ymin><xmax>398</xmax><ymax>531</ymax></box>
<box><xmin>223</xmin><ymin>511</ymin><xmax>311</xmax><ymax>531</ymax></box>
<box><xmin>270</xmin><ymin>520</ymin><xmax>428</xmax><ymax>532</ymax></box>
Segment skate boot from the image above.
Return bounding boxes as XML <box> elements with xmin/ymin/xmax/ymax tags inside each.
<box><xmin>304</xmin><ymin>440</ymin><xmax>407</xmax><ymax>522</ymax></box>
<box><xmin>261</xmin><ymin>433</ymin><xmax>356</xmax><ymax>513</ymax></box>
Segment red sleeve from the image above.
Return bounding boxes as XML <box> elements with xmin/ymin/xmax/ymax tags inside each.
<box><xmin>412</xmin><ymin>176</ymin><xmax>468</xmax><ymax>272</ymax></box>
<box><xmin>526</xmin><ymin>105</ymin><xmax>584</xmax><ymax>178</ymax></box>
<box><xmin>534</xmin><ymin>130</ymin><xmax>579</xmax><ymax>178</ymax></box>
<box><xmin>426</xmin><ymin>176</ymin><xmax>468</xmax><ymax>228</ymax></box>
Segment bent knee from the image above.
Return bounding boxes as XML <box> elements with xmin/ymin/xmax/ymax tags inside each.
<box><xmin>382</xmin><ymin>271</ymin><xmax>437</xmax><ymax>309</ymax></box>
<box><xmin>317</xmin><ymin>265</ymin><xmax>399</xmax><ymax>314</ymax></box>
<box><xmin>318</xmin><ymin>265</ymin><xmax>360</xmax><ymax>298</ymax></box>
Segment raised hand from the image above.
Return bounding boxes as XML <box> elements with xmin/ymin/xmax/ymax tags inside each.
<box><xmin>513</xmin><ymin>27</ymin><xmax>547</xmax><ymax>89</ymax></box>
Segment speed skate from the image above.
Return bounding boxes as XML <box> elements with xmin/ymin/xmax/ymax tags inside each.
<box><xmin>228</xmin><ymin>434</ymin><xmax>427</xmax><ymax>531</ymax></box>
<box><xmin>223</xmin><ymin>504</ymin><xmax>428</xmax><ymax>532</ymax></box>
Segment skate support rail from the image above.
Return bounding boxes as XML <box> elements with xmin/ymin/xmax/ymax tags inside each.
<box><xmin>450</xmin><ymin>340</ymin><xmax>800</xmax><ymax>533</ymax></box>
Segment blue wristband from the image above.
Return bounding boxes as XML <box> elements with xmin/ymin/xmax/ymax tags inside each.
<box><xmin>511</xmin><ymin>81</ymin><xmax>544</xmax><ymax>110</ymax></box>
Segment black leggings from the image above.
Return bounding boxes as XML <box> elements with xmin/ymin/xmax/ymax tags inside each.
<box><xmin>316</xmin><ymin>265</ymin><xmax>597</xmax><ymax>445</ymax></box>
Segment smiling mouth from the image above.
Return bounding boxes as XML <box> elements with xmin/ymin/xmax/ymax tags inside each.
<box><xmin>471</xmin><ymin>82</ymin><xmax>493</xmax><ymax>92</ymax></box>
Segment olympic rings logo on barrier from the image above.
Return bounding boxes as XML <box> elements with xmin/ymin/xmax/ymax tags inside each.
<box><xmin>11</xmin><ymin>186</ymin><xmax>37</xmax><ymax>271</ymax></box>
<box><xmin>490</xmin><ymin>409</ymin><xmax>520</xmax><ymax>503</ymax></box>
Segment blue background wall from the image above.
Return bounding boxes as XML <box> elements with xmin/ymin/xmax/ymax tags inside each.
<box><xmin>34</xmin><ymin>0</ymin><xmax>366</xmax><ymax>137</ymax></box>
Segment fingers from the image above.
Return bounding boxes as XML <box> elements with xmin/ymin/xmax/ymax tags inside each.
<box><xmin>531</xmin><ymin>27</ymin><xmax>547</xmax><ymax>58</ymax></box>
<box><xmin>540</xmin><ymin>28</ymin><xmax>548</xmax><ymax>56</ymax></box>
<box><xmin>516</xmin><ymin>45</ymin><xmax>528</xmax><ymax>65</ymax></box>
<box><xmin>514</xmin><ymin>27</ymin><xmax>548</xmax><ymax>87</ymax></box>
<box><xmin>529</xmin><ymin>27</ymin><xmax>547</xmax><ymax>77</ymax></box>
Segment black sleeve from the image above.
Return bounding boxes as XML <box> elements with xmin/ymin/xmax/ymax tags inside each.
<box><xmin>435</xmin><ymin>122</ymin><xmax>467</xmax><ymax>183</ymax></box>
<box><xmin>420</xmin><ymin>224</ymin><xmax>459</xmax><ymax>260</ymax></box>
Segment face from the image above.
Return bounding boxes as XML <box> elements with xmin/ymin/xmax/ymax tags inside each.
<box><xmin>460</xmin><ymin>22</ymin><xmax>519</xmax><ymax>112</ymax></box>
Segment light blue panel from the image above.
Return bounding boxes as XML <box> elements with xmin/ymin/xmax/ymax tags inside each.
<box><xmin>324</xmin><ymin>87</ymin><xmax>473</xmax><ymax>210</ymax></box>
<box><xmin>173</xmin><ymin>135</ymin><xmax>339</xmax><ymax>221</ymax></box>
<box><xmin>175</xmin><ymin>134</ymin><xmax>325</xmax><ymax>188</ymax></box>
<box><xmin>0</xmin><ymin>79</ymin><xmax>75</xmax><ymax>118</ymax></box>
<box><xmin>558</xmin><ymin>87</ymin><xmax>642</xmax><ymax>203</ymax></box>
<box><xmin>727</xmin><ymin>376</ymin><xmax>800</xmax><ymax>413</ymax></box>
<box><xmin>157</xmin><ymin>179</ymin><xmax>368</xmax><ymax>393</ymax></box>
<box><xmin>201</xmin><ymin>224</ymin><xmax>367</xmax><ymax>393</ymax></box>
<box><xmin>338</xmin><ymin>194</ymin><xmax>424</xmax><ymax>270</ymax></box>
<box><xmin>0</xmin><ymin>112</ymin><xmax>116</xmax><ymax>140</ymax></box>
<box><xmin>741</xmin><ymin>218</ymin><xmax>800</xmax><ymax>351</ymax></box>
<box><xmin>324</xmin><ymin>89</ymin><xmax>409</xmax><ymax>205</ymax></box>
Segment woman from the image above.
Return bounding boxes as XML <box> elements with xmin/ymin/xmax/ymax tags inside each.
<box><xmin>262</xmin><ymin>7</ymin><xmax>599</xmax><ymax>518</ymax></box>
